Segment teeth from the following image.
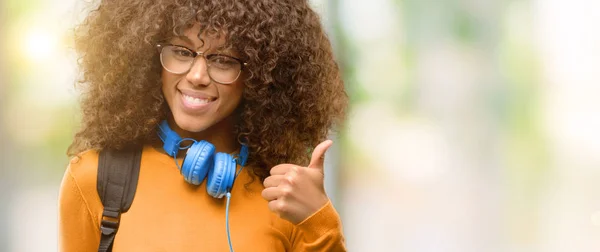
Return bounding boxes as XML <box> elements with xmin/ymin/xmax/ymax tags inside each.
<box><xmin>183</xmin><ymin>94</ymin><xmax>211</xmax><ymax>105</ymax></box>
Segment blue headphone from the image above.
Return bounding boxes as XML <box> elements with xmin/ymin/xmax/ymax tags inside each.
<box><xmin>157</xmin><ymin>120</ymin><xmax>249</xmax><ymax>199</ymax></box>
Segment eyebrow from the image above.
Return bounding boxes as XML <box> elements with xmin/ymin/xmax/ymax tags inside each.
<box><xmin>170</xmin><ymin>36</ymin><xmax>195</xmax><ymax>47</ymax></box>
<box><xmin>171</xmin><ymin>36</ymin><xmax>230</xmax><ymax>51</ymax></box>
<box><xmin>170</xmin><ymin>41</ymin><xmax>235</xmax><ymax>56</ymax></box>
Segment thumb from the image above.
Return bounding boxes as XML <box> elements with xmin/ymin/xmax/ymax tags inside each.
<box><xmin>308</xmin><ymin>140</ymin><xmax>333</xmax><ymax>170</ymax></box>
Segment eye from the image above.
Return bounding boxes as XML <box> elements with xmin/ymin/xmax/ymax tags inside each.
<box><xmin>169</xmin><ymin>46</ymin><xmax>194</xmax><ymax>59</ymax></box>
<box><xmin>208</xmin><ymin>55</ymin><xmax>239</xmax><ymax>69</ymax></box>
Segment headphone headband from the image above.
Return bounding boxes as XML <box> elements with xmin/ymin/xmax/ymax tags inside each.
<box><xmin>237</xmin><ymin>145</ymin><xmax>249</xmax><ymax>166</ymax></box>
<box><xmin>157</xmin><ymin>120</ymin><xmax>249</xmax><ymax>166</ymax></box>
<box><xmin>158</xmin><ymin>120</ymin><xmax>182</xmax><ymax>157</ymax></box>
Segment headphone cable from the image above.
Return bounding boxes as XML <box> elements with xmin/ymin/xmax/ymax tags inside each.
<box><xmin>225</xmin><ymin>192</ymin><xmax>234</xmax><ymax>252</ymax></box>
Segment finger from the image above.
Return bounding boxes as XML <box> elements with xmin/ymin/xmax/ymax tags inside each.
<box><xmin>261</xmin><ymin>187</ymin><xmax>282</xmax><ymax>201</ymax></box>
<box><xmin>263</xmin><ymin>175</ymin><xmax>286</xmax><ymax>188</ymax></box>
<box><xmin>269</xmin><ymin>164</ymin><xmax>296</xmax><ymax>175</ymax></box>
<box><xmin>267</xmin><ymin>199</ymin><xmax>284</xmax><ymax>214</ymax></box>
<box><xmin>308</xmin><ymin>140</ymin><xmax>333</xmax><ymax>170</ymax></box>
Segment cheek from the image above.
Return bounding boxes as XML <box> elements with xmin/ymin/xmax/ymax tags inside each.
<box><xmin>218</xmin><ymin>84</ymin><xmax>245</xmax><ymax>111</ymax></box>
<box><xmin>229</xmin><ymin>83</ymin><xmax>245</xmax><ymax>104</ymax></box>
<box><xmin>161</xmin><ymin>70</ymin><xmax>172</xmax><ymax>89</ymax></box>
<box><xmin>161</xmin><ymin>71</ymin><xmax>178</xmax><ymax>100</ymax></box>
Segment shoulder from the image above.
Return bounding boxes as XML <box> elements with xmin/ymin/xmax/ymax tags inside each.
<box><xmin>67</xmin><ymin>149</ymin><xmax>101</xmax><ymax>183</ymax></box>
<box><xmin>64</xmin><ymin>146</ymin><xmax>159</xmax><ymax>195</ymax></box>
<box><xmin>60</xmin><ymin>149</ymin><xmax>103</xmax><ymax>215</ymax></box>
<box><xmin>58</xmin><ymin>149</ymin><xmax>104</xmax><ymax>251</ymax></box>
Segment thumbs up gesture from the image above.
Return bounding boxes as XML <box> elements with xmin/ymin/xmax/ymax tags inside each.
<box><xmin>261</xmin><ymin>140</ymin><xmax>333</xmax><ymax>224</ymax></box>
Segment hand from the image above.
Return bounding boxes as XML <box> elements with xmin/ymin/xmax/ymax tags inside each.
<box><xmin>261</xmin><ymin>140</ymin><xmax>333</xmax><ymax>224</ymax></box>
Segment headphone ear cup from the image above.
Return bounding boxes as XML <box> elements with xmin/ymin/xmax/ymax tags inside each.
<box><xmin>181</xmin><ymin>140</ymin><xmax>215</xmax><ymax>185</ymax></box>
<box><xmin>207</xmin><ymin>152</ymin><xmax>236</xmax><ymax>198</ymax></box>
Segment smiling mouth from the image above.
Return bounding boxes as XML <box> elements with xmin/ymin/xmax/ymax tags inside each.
<box><xmin>182</xmin><ymin>94</ymin><xmax>216</xmax><ymax>105</ymax></box>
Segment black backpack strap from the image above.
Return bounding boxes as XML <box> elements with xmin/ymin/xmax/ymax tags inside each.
<box><xmin>96</xmin><ymin>147</ymin><xmax>142</xmax><ymax>252</ymax></box>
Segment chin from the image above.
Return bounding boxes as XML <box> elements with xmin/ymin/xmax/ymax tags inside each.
<box><xmin>173</xmin><ymin>115</ymin><xmax>212</xmax><ymax>133</ymax></box>
<box><xmin>180</xmin><ymin>123</ymin><xmax>210</xmax><ymax>133</ymax></box>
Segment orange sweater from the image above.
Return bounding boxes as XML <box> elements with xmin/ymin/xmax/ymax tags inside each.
<box><xmin>58</xmin><ymin>146</ymin><xmax>346</xmax><ymax>251</ymax></box>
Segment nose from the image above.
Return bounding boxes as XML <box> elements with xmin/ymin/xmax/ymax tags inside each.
<box><xmin>185</xmin><ymin>56</ymin><xmax>211</xmax><ymax>86</ymax></box>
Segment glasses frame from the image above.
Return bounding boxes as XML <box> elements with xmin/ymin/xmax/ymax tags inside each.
<box><xmin>156</xmin><ymin>43</ymin><xmax>248</xmax><ymax>84</ymax></box>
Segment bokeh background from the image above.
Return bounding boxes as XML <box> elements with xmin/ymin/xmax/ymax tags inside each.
<box><xmin>1</xmin><ymin>0</ymin><xmax>599</xmax><ymax>251</ymax></box>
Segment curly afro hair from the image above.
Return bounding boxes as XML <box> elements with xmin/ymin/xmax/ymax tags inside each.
<box><xmin>69</xmin><ymin>0</ymin><xmax>347</xmax><ymax>181</ymax></box>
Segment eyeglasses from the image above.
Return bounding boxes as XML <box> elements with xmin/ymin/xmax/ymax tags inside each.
<box><xmin>156</xmin><ymin>43</ymin><xmax>247</xmax><ymax>84</ymax></box>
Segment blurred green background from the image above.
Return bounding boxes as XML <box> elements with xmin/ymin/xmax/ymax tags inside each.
<box><xmin>2</xmin><ymin>0</ymin><xmax>600</xmax><ymax>251</ymax></box>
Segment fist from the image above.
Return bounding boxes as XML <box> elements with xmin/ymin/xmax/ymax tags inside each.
<box><xmin>261</xmin><ymin>140</ymin><xmax>333</xmax><ymax>224</ymax></box>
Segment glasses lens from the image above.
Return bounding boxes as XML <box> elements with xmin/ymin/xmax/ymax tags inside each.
<box><xmin>159</xmin><ymin>45</ymin><xmax>243</xmax><ymax>84</ymax></box>
<box><xmin>160</xmin><ymin>45</ymin><xmax>194</xmax><ymax>74</ymax></box>
<box><xmin>207</xmin><ymin>55</ymin><xmax>242</xmax><ymax>84</ymax></box>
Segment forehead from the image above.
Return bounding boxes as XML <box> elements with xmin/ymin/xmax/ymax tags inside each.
<box><xmin>173</xmin><ymin>23</ymin><xmax>227</xmax><ymax>50</ymax></box>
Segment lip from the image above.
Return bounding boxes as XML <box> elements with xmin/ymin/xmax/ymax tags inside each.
<box><xmin>179</xmin><ymin>89</ymin><xmax>216</xmax><ymax>100</ymax></box>
<box><xmin>178</xmin><ymin>90</ymin><xmax>217</xmax><ymax>114</ymax></box>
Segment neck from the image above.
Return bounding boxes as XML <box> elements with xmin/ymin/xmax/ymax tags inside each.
<box><xmin>167</xmin><ymin>116</ymin><xmax>240</xmax><ymax>154</ymax></box>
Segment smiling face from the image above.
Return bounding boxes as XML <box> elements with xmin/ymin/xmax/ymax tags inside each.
<box><xmin>161</xmin><ymin>23</ymin><xmax>245</xmax><ymax>139</ymax></box>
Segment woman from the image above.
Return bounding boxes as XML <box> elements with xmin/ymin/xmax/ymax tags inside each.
<box><xmin>59</xmin><ymin>0</ymin><xmax>347</xmax><ymax>251</ymax></box>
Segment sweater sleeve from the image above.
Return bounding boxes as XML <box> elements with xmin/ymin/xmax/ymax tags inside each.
<box><xmin>290</xmin><ymin>200</ymin><xmax>347</xmax><ymax>252</ymax></box>
<box><xmin>58</xmin><ymin>161</ymin><xmax>101</xmax><ymax>252</ymax></box>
